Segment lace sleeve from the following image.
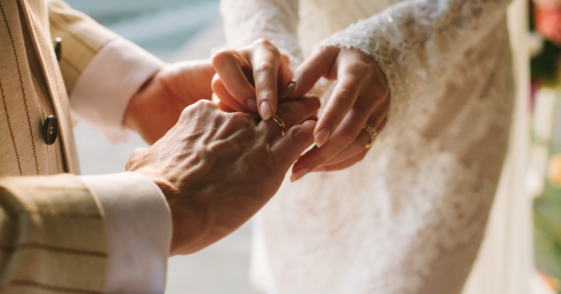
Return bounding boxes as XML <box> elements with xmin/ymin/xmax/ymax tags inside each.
<box><xmin>320</xmin><ymin>0</ymin><xmax>513</xmax><ymax>115</ymax></box>
<box><xmin>220</xmin><ymin>0</ymin><xmax>303</xmax><ymax>65</ymax></box>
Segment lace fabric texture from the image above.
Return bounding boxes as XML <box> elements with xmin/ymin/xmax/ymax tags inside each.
<box><xmin>220</xmin><ymin>0</ymin><xmax>515</xmax><ymax>293</ymax></box>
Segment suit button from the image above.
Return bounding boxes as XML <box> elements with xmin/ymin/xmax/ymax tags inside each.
<box><xmin>42</xmin><ymin>115</ymin><xmax>58</xmax><ymax>145</ymax></box>
<box><xmin>54</xmin><ymin>37</ymin><xmax>62</xmax><ymax>62</ymax></box>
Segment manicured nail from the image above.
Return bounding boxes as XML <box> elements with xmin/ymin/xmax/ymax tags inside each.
<box><xmin>314</xmin><ymin>128</ymin><xmax>330</xmax><ymax>148</ymax></box>
<box><xmin>246</xmin><ymin>99</ymin><xmax>258</xmax><ymax>112</ymax></box>
<box><xmin>290</xmin><ymin>167</ymin><xmax>310</xmax><ymax>182</ymax></box>
<box><xmin>260</xmin><ymin>101</ymin><xmax>272</xmax><ymax>120</ymax></box>
<box><xmin>279</xmin><ymin>81</ymin><xmax>296</xmax><ymax>99</ymax></box>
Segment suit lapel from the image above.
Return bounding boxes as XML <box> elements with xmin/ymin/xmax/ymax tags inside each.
<box><xmin>17</xmin><ymin>0</ymin><xmax>80</xmax><ymax>174</ymax></box>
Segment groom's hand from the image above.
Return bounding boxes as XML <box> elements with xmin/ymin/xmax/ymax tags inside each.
<box><xmin>124</xmin><ymin>60</ymin><xmax>215</xmax><ymax>145</ymax></box>
<box><xmin>126</xmin><ymin>96</ymin><xmax>319</xmax><ymax>255</ymax></box>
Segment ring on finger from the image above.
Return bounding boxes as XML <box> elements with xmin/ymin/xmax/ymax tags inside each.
<box><xmin>363</xmin><ymin>122</ymin><xmax>378</xmax><ymax>149</ymax></box>
<box><xmin>273</xmin><ymin>114</ymin><xmax>287</xmax><ymax>136</ymax></box>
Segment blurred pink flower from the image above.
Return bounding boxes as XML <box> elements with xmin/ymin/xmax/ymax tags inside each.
<box><xmin>535</xmin><ymin>7</ymin><xmax>561</xmax><ymax>45</ymax></box>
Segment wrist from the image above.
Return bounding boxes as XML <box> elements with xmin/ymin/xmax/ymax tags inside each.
<box><xmin>129</xmin><ymin>168</ymin><xmax>212</xmax><ymax>255</ymax></box>
<box><xmin>123</xmin><ymin>70</ymin><xmax>159</xmax><ymax>132</ymax></box>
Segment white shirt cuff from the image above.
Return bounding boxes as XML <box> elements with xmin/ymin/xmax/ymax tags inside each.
<box><xmin>79</xmin><ymin>172</ymin><xmax>172</xmax><ymax>294</ymax></box>
<box><xmin>70</xmin><ymin>39</ymin><xmax>165</xmax><ymax>143</ymax></box>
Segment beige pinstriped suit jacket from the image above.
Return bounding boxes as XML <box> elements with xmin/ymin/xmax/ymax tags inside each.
<box><xmin>0</xmin><ymin>0</ymin><xmax>121</xmax><ymax>292</ymax></box>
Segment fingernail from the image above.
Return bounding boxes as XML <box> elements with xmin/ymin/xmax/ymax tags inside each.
<box><xmin>279</xmin><ymin>81</ymin><xmax>296</xmax><ymax>99</ymax></box>
<box><xmin>312</xmin><ymin>167</ymin><xmax>327</xmax><ymax>172</ymax></box>
<box><xmin>290</xmin><ymin>167</ymin><xmax>310</xmax><ymax>182</ymax></box>
<box><xmin>314</xmin><ymin>128</ymin><xmax>330</xmax><ymax>148</ymax></box>
<box><xmin>246</xmin><ymin>99</ymin><xmax>258</xmax><ymax>112</ymax></box>
<box><xmin>260</xmin><ymin>101</ymin><xmax>272</xmax><ymax>120</ymax></box>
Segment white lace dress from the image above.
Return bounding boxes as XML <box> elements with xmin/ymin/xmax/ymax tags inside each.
<box><xmin>220</xmin><ymin>0</ymin><xmax>515</xmax><ymax>293</ymax></box>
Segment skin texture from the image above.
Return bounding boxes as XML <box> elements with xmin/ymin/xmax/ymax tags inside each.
<box><xmin>212</xmin><ymin>42</ymin><xmax>390</xmax><ymax>181</ymax></box>
<box><xmin>126</xmin><ymin>97</ymin><xmax>320</xmax><ymax>255</ymax></box>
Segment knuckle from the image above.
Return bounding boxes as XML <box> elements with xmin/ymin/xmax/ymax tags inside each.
<box><xmin>227</xmin><ymin>112</ymin><xmax>254</xmax><ymax>126</ymax></box>
<box><xmin>211</xmin><ymin>77</ymin><xmax>223</xmax><ymax>91</ymax></box>
<box><xmin>255</xmin><ymin>62</ymin><xmax>274</xmax><ymax>74</ymax></box>
<box><xmin>198</xmin><ymin>99</ymin><xmax>215</xmax><ymax>107</ymax></box>
<box><xmin>256</xmin><ymin>38</ymin><xmax>270</xmax><ymax>45</ymax></box>
<box><xmin>347</xmin><ymin>61</ymin><xmax>371</xmax><ymax>77</ymax></box>
<box><xmin>289</xmin><ymin>125</ymin><xmax>312</xmax><ymax>142</ymax></box>
<box><xmin>127</xmin><ymin>148</ymin><xmax>147</xmax><ymax>170</ymax></box>
<box><xmin>180</xmin><ymin>106</ymin><xmax>192</xmax><ymax>118</ymax></box>
<box><xmin>254</xmin><ymin>39</ymin><xmax>280</xmax><ymax>55</ymax></box>
<box><xmin>184</xmin><ymin>100</ymin><xmax>216</xmax><ymax>117</ymax></box>
<box><xmin>212</xmin><ymin>49</ymin><xmax>235</xmax><ymax>66</ymax></box>
<box><xmin>291</xmin><ymin>128</ymin><xmax>307</xmax><ymax>142</ymax></box>
<box><xmin>255</xmin><ymin>38</ymin><xmax>272</xmax><ymax>48</ymax></box>
<box><xmin>194</xmin><ymin>99</ymin><xmax>214</xmax><ymax>109</ymax></box>
<box><xmin>336</xmin><ymin>88</ymin><xmax>355</xmax><ymax>102</ymax></box>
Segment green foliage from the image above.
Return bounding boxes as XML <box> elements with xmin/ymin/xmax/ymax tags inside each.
<box><xmin>534</xmin><ymin>181</ymin><xmax>561</xmax><ymax>282</ymax></box>
<box><xmin>531</xmin><ymin>41</ymin><xmax>561</xmax><ymax>86</ymax></box>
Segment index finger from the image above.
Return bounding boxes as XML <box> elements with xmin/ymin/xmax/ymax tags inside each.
<box><xmin>212</xmin><ymin>49</ymin><xmax>256</xmax><ymax>111</ymax></box>
<box><xmin>288</xmin><ymin>46</ymin><xmax>340</xmax><ymax>99</ymax></box>
<box><xmin>313</xmin><ymin>66</ymin><xmax>366</xmax><ymax>147</ymax></box>
<box><xmin>249</xmin><ymin>40</ymin><xmax>291</xmax><ymax>120</ymax></box>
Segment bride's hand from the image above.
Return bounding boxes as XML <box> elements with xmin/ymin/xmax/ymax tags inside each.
<box><xmin>211</xmin><ymin>39</ymin><xmax>294</xmax><ymax>119</ymax></box>
<box><xmin>288</xmin><ymin>46</ymin><xmax>389</xmax><ymax>181</ymax></box>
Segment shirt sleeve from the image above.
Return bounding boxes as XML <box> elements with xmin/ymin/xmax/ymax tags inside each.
<box><xmin>69</xmin><ymin>38</ymin><xmax>165</xmax><ymax>143</ymax></box>
<box><xmin>78</xmin><ymin>172</ymin><xmax>172</xmax><ymax>294</ymax></box>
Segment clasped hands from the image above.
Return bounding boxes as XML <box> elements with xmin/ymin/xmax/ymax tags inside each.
<box><xmin>123</xmin><ymin>39</ymin><xmax>389</xmax><ymax>255</ymax></box>
<box><xmin>211</xmin><ymin>39</ymin><xmax>389</xmax><ymax>180</ymax></box>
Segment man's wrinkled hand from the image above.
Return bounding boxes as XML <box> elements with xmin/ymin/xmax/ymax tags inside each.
<box><xmin>126</xmin><ymin>97</ymin><xmax>319</xmax><ymax>255</ymax></box>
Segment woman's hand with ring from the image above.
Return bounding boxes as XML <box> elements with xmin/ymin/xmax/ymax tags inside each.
<box><xmin>287</xmin><ymin>46</ymin><xmax>390</xmax><ymax>181</ymax></box>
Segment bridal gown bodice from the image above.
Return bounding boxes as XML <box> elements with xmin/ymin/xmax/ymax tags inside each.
<box><xmin>220</xmin><ymin>0</ymin><xmax>515</xmax><ymax>293</ymax></box>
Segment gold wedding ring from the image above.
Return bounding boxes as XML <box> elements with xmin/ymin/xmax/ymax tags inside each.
<box><xmin>364</xmin><ymin>122</ymin><xmax>378</xmax><ymax>149</ymax></box>
<box><xmin>273</xmin><ymin>114</ymin><xmax>287</xmax><ymax>136</ymax></box>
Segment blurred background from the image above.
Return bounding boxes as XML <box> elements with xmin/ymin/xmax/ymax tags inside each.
<box><xmin>64</xmin><ymin>0</ymin><xmax>561</xmax><ymax>293</ymax></box>
<box><xmin>531</xmin><ymin>0</ymin><xmax>561</xmax><ymax>292</ymax></box>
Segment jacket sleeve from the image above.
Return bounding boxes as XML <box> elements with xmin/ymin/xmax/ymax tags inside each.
<box><xmin>47</xmin><ymin>0</ymin><xmax>118</xmax><ymax>96</ymax></box>
<box><xmin>0</xmin><ymin>174</ymin><xmax>107</xmax><ymax>293</ymax></box>
<box><xmin>46</xmin><ymin>0</ymin><xmax>164</xmax><ymax>142</ymax></box>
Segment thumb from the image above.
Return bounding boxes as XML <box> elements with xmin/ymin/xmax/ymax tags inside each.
<box><xmin>288</xmin><ymin>46</ymin><xmax>340</xmax><ymax>98</ymax></box>
<box><xmin>271</xmin><ymin>120</ymin><xmax>316</xmax><ymax>169</ymax></box>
